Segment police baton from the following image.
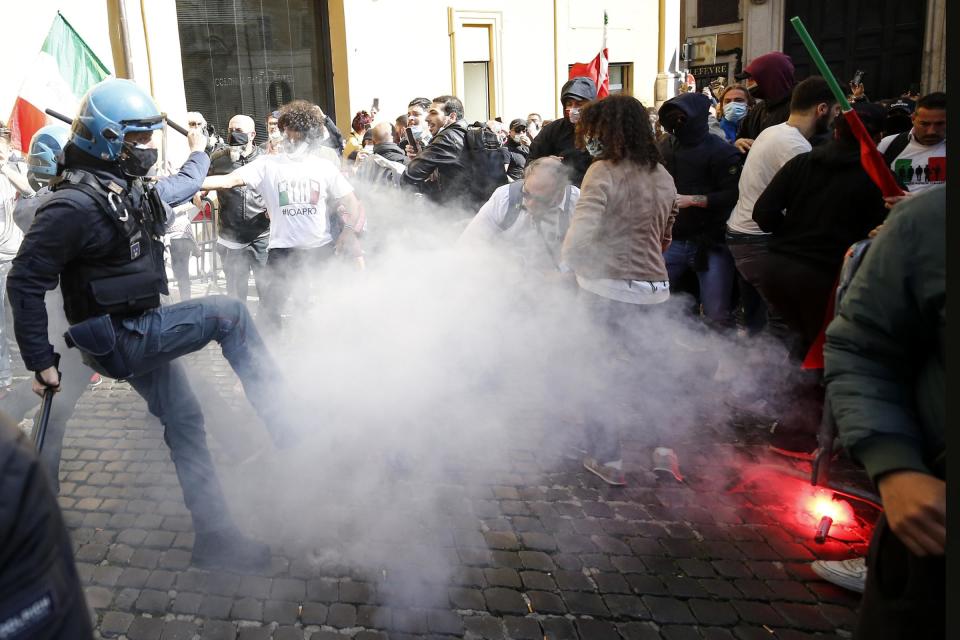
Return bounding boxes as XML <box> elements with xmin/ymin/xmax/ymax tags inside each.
<box><xmin>32</xmin><ymin>353</ymin><xmax>61</xmax><ymax>453</ymax></box>
<box><xmin>44</xmin><ymin>108</ymin><xmax>190</xmax><ymax>138</ymax></box>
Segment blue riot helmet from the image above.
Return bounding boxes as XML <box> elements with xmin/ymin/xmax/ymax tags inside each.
<box><xmin>26</xmin><ymin>124</ymin><xmax>70</xmax><ymax>190</ymax></box>
<box><xmin>69</xmin><ymin>78</ymin><xmax>164</xmax><ymax>176</ymax></box>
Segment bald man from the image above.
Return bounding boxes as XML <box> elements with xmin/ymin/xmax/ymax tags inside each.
<box><xmin>369</xmin><ymin>122</ymin><xmax>406</xmax><ymax>163</ymax></box>
<box><xmin>203</xmin><ymin>114</ymin><xmax>270</xmax><ymax>303</ymax></box>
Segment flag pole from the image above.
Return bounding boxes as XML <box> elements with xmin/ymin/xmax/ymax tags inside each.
<box><xmin>789</xmin><ymin>16</ymin><xmax>903</xmax><ymax>197</ymax></box>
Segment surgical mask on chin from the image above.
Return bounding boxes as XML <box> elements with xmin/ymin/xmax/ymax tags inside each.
<box><xmin>568</xmin><ymin>108</ymin><xmax>581</xmax><ymax>124</ymax></box>
<box><xmin>409</xmin><ymin>125</ymin><xmax>422</xmax><ymax>136</ymax></box>
<box><xmin>269</xmin><ymin>130</ymin><xmax>283</xmax><ymax>143</ymax></box>
<box><xmin>584</xmin><ymin>136</ymin><xmax>604</xmax><ymax>158</ymax></box>
<box><xmin>118</xmin><ymin>142</ymin><xmax>158</xmax><ymax>177</ymax></box>
<box><xmin>723</xmin><ymin>102</ymin><xmax>748</xmax><ymax>124</ymax></box>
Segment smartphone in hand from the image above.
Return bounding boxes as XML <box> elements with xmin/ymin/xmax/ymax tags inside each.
<box><xmin>405</xmin><ymin>127</ymin><xmax>421</xmax><ymax>154</ymax></box>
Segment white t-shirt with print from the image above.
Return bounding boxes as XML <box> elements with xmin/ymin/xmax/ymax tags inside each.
<box><xmin>877</xmin><ymin>132</ymin><xmax>946</xmax><ymax>193</ymax></box>
<box><xmin>726</xmin><ymin>122</ymin><xmax>812</xmax><ymax>235</ymax></box>
<box><xmin>234</xmin><ymin>154</ymin><xmax>354</xmax><ymax>249</ymax></box>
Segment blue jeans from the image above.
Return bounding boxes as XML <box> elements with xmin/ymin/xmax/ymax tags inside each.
<box><xmin>87</xmin><ymin>296</ymin><xmax>296</xmax><ymax>533</ymax></box>
<box><xmin>663</xmin><ymin>240</ymin><xmax>736</xmax><ymax>328</ymax></box>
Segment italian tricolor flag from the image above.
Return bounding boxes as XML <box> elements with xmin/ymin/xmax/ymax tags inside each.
<box><xmin>7</xmin><ymin>12</ymin><xmax>110</xmax><ymax>152</ymax></box>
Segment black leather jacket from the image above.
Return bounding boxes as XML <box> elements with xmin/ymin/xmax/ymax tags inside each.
<box><xmin>208</xmin><ymin>146</ymin><xmax>269</xmax><ymax>244</ymax></box>
<box><xmin>402</xmin><ymin>120</ymin><xmax>469</xmax><ymax>204</ymax></box>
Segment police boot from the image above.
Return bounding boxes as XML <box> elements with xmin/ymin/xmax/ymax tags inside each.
<box><xmin>191</xmin><ymin>527</ymin><xmax>271</xmax><ymax>572</ymax></box>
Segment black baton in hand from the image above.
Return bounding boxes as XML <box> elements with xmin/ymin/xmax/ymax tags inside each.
<box><xmin>44</xmin><ymin>108</ymin><xmax>189</xmax><ymax>137</ymax></box>
<box><xmin>32</xmin><ymin>353</ymin><xmax>61</xmax><ymax>453</ymax></box>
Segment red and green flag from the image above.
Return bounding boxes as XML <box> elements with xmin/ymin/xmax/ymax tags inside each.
<box><xmin>7</xmin><ymin>12</ymin><xmax>111</xmax><ymax>152</ymax></box>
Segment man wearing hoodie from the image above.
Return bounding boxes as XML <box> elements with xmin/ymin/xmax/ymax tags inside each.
<box><xmin>657</xmin><ymin>93</ymin><xmax>742</xmax><ymax>329</ymax></box>
<box><xmin>528</xmin><ymin>77</ymin><xmax>597</xmax><ymax>187</ymax></box>
<box><xmin>734</xmin><ymin>52</ymin><xmax>797</xmax><ymax>154</ymax></box>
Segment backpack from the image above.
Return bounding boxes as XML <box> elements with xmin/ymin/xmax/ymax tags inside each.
<box><xmin>881</xmin><ymin>131</ymin><xmax>911</xmax><ymax>168</ymax></box>
<box><xmin>462</xmin><ymin>127</ymin><xmax>509</xmax><ymax>207</ymax></box>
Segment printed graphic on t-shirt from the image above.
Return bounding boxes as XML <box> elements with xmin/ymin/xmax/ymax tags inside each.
<box><xmin>277</xmin><ymin>178</ymin><xmax>322</xmax><ymax>215</ymax></box>
<box><xmin>893</xmin><ymin>156</ymin><xmax>946</xmax><ymax>189</ymax></box>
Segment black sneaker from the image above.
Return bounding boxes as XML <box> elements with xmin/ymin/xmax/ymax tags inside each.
<box><xmin>191</xmin><ymin>528</ymin><xmax>271</xmax><ymax>572</ymax></box>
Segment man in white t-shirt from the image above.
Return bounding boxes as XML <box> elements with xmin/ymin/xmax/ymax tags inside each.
<box><xmin>877</xmin><ymin>91</ymin><xmax>946</xmax><ymax>193</ymax></box>
<box><xmin>202</xmin><ymin>100</ymin><xmax>363</xmax><ymax>329</ymax></box>
<box><xmin>724</xmin><ymin>76</ymin><xmax>839</xmax><ymax>334</ymax></box>
<box><xmin>459</xmin><ymin>157</ymin><xmax>579</xmax><ymax>275</ymax></box>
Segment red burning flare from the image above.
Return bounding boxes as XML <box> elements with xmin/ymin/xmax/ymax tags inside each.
<box><xmin>799</xmin><ymin>488</ymin><xmax>854</xmax><ymax>527</ymax></box>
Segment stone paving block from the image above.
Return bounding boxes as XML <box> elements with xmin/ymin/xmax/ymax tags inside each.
<box><xmin>84</xmin><ymin>585</ymin><xmax>113</xmax><ymax>609</ymax></box>
<box><xmin>526</xmin><ymin>590</ymin><xmax>565</xmax><ymax>614</ymax></box>
<box><xmin>448</xmin><ymin>586</ymin><xmax>485</xmax><ymax>610</ymax></box>
<box><xmin>272</xmin><ymin>627</ymin><xmax>305</xmax><ymax>640</ymax></box>
<box><xmin>503</xmin><ymin>615</ymin><xmax>541</xmax><ymax>639</ymax></box>
<box><xmin>306</xmin><ymin>578</ymin><xmax>338</xmax><ymax>601</ymax></box>
<box><xmin>145</xmin><ymin>570</ymin><xmax>176</xmax><ymax>590</ymax></box>
<box><xmin>519</xmin><ymin>570</ymin><xmax>556</xmax><ymax>591</ymax></box>
<box><xmin>390</xmin><ymin>608</ymin><xmax>428</xmax><ymax>634</ymax></box>
<box><xmin>107</xmin><ymin>544</ymin><xmax>135</xmax><ymax>564</ymax></box>
<box><xmin>594</xmin><ymin>571</ymin><xmax>631</xmax><ymax>594</ymax></box>
<box><xmin>100</xmin><ymin>611</ymin><xmax>134</xmax><ymax>637</ymax></box>
<box><xmin>616</xmin><ymin>621</ymin><xmax>661</xmax><ymax>640</ymax></box>
<box><xmin>270</xmin><ymin>578</ymin><xmax>306</xmax><ymax>601</ymax></box>
<box><xmin>552</xmin><ymin>569</ymin><xmax>593</xmax><ymax>591</ymax></box>
<box><xmin>689</xmin><ymin>598</ymin><xmax>739</xmax><ymax>625</ymax></box>
<box><xmin>113</xmin><ymin>587</ymin><xmax>141</xmax><ymax>611</ymax></box>
<box><xmin>602</xmin><ymin>593</ymin><xmax>650</xmax><ymax>619</ymax></box>
<box><xmin>772</xmin><ymin>602</ymin><xmax>835</xmax><ymax>631</ymax></box>
<box><xmin>127</xmin><ymin>616</ymin><xmax>164</xmax><ymax>640</ymax></box>
<box><xmin>561</xmin><ymin>590</ymin><xmax>609</xmax><ymax>616</ymax></box>
<box><xmin>463</xmin><ymin>615</ymin><xmax>506</xmax><ymax>639</ymax></box>
<box><xmin>483</xmin><ymin>588</ymin><xmax>528</xmax><ymax>615</ymax></box>
<box><xmin>134</xmin><ymin>589</ymin><xmax>169</xmax><ymax>614</ymax></box>
<box><xmin>539</xmin><ymin>616</ymin><xmax>577</xmax><ymax>639</ymax></box>
<box><xmin>339</xmin><ymin>579</ymin><xmax>373</xmax><ymax>603</ymax></box>
<box><xmin>732</xmin><ymin>600</ymin><xmax>787</xmax><ymax>627</ymax></box>
<box><xmin>236</xmin><ymin>628</ymin><xmax>270</xmax><ymax>640</ymax></box>
<box><xmin>263</xmin><ymin>600</ymin><xmax>299</xmax><ymax>624</ymax></box>
<box><xmin>199</xmin><ymin>619</ymin><xmax>237</xmax><ymax>640</ymax></box>
<box><xmin>207</xmin><ymin>572</ymin><xmax>242</xmax><ymax>597</ymax></box>
<box><xmin>326</xmin><ymin>602</ymin><xmax>357</xmax><ymax>628</ymax></box>
<box><xmin>642</xmin><ymin>595</ymin><xmax>696</xmax><ymax>624</ymax></box>
<box><xmin>484</xmin><ymin>567</ymin><xmax>521</xmax><ymax>588</ymax></box>
<box><xmin>230</xmin><ymin>597</ymin><xmax>263</xmax><ymax>621</ymax></box>
<box><xmin>171</xmin><ymin>592</ymin><xmax>203</xmax><ymax>615</ymax></box>
<box><xmin>198</xmin><ymin>595</ymin><xmax>234</xmax><ymax>619</ymax></box>
<box><xmin>519</xmin><ymin>532</ymin><xmax>556</xmax><ymax>551</ymax></box>
<box><xmin>160</xmin><ymin>620</ymin><xmax>198</xmax><ymax>640</ymax></box>
<box><xmin>659</xmin><ymin>625</ymin><xmax>703</xmax><ymax>640</ymax></box>
<box><xmin>575</xmin><ymin>618</ymin><xmax>620</xmax><ymax>640</ymax></box>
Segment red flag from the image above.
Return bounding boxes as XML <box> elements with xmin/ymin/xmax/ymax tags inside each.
<box><xmin>844</xmin><ymin>110</ymin><xmax>904</xmax><ymax>198</ymax></box>
<box><xmin>569</xmin><ymin>48</ymin><xmax>609</xmax><ymax>99</ymax></box>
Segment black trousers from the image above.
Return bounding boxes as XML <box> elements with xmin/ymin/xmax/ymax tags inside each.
<box><xmin>262</xmin><ymin>244</ymin><xmax>336</xmax><ymax>329</ymax></box>
<box><xmin>856</xmin><ymin>514</ymin><xmax>945</xmax><ymax>639</ymax></box>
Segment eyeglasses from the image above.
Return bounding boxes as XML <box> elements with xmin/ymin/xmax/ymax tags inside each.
<box><xmin>521</xmin><ymin>188</ymin><xmax>555</xmax><ymax>207</ymax></box>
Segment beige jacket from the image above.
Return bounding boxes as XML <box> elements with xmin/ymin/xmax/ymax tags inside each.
<box><xmin>561</xmin><ymin>159</ymin><xmax>677</xmax><ymax>282</ymax></box>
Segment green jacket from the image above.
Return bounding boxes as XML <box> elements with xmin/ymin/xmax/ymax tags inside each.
<box><xmin>824</xmin><ymin>185</ymin><xmax>945</xmax><ymax>483</ymax></box>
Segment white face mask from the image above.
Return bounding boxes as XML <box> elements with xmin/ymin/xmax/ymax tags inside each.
<box><xmin>269</xmin><ymin>130</ymin><xmax>282</xmax><ymax>143</ymax></box>
<box><xmin>568</xmin><ymin>108</ymin><xmax>581</xmax><ymax>124</ymax></box>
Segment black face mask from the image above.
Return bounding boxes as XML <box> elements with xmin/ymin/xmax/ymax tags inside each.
<box><xmin>228</xmin><ymin>131</ymin><xmax>250</xmax><ymax>146</ymax></box>
<box><xmin>118</xmin><ymin>142</ymin><xmax>158</xmax><ymax>177</ymax></box>
<box><xmin>747</xmin><ymin>83</ymin><xmax>763</xmax><ymax>100</ymax></box>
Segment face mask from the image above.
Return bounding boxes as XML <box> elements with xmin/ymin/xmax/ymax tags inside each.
<box><xmin>269</xmin><ymin>130</ymin><xmax>282</xmax><ymax>143</ymax></box>
<box><xmin>568</xmin><ymin>108</ymin><xmax>581</xmax><ymax>124</ymax></box>
<box><xmin>584</xmin><ymin>136</ymin><xmax>604</xmax><ymax>158</ymax></box>
<box><xmin>512</xmin><ymin>134</ymin><xmax>523</xmax><ymax>144</ymax></box>
<box><xmin>747</xmin><ymin>83</ymin><xmax>763</xmax><ymax>99</ymax></box>
<box><xmin>118</xmin><ymin>142</ymin><xmax>158</xmax><ymax>177</ymax></box>
<box><xmin>723</xmin><ymin>102</ymin><xmax>748</xmax><ymax>123</ymax></box>
<box><xmin>228</xmin><ymin>131</ymin><xmax>250</xmax><ymax>147</ymax></box>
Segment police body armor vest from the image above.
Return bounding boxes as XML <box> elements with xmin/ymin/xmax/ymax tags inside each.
<box><xmin>49</xmin><ymin>169</ymin><xmax>169</xmax><ymax>324</ymax></box>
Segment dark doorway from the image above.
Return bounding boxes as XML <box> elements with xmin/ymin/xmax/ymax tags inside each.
<box><xmin>784</xmin><ymin>0</ymin><xmax>926</xmax><ymax>101</ymax></box>
<box><xmin>174</xmin><ymin>0</ymin><xmax>335</xmax><ymax>143</ymax></box>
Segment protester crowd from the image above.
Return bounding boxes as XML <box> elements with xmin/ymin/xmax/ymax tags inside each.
<box><xmin>0</xmin><ymin>49</ymin><xmax>945</xmax><ymax>639</ymax></box>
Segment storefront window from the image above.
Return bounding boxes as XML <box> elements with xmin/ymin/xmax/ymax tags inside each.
<box><xmin>174</xmin><ymin>0</ymin><xmax>333</xmax><ymax>142</ymax></box>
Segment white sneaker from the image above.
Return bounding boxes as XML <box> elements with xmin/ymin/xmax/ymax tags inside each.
<box><xmin>811</xmin><ymin>557</ymin><xmax>867</xmax><ymax>593</ymax></box>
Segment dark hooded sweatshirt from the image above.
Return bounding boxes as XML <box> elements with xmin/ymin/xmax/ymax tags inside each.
<box><xmin>752</xmin><ymin>139</ymin><xmax>887</xmax><ymax>273</ymax></box>
<box><xmin>657</xmin><ymin>92</ymin><xmax>742</xmax><ymax>245</ymax></box>
<box><xmin>737</xmin><ymin>52</ymin><xmax>796</xmax><ymax>142</ymax></box>
<box><xmin>528</xmin><ymin>76</ymin><xmax>597</xmax><ymax>187</ymax></box>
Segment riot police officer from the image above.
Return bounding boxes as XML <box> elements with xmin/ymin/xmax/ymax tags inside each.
<box><xmin>7</xmin><ymin>78</ymin><xmax>296</xmax><ymax>571</ymax></box>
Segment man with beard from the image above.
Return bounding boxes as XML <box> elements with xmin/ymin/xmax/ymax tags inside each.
<box><xmin>725</xmin><ymin>76</ymin><xmax>838</xmax><ymax>336</ymax></box>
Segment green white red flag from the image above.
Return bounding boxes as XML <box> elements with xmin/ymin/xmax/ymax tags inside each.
<box><xmin>7</xmin><ymin>12</ymin><xmax>110</xmax><ymax>152</ymax></box>
<box><xmin>569</xmin><ymin>11</ymin><xmax>610</xmax><ymax>98</ymax></box>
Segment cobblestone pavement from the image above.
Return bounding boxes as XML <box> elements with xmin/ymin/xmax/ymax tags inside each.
<box><xmin>46</xmin><ymin>306</ymin><xmax>874</xmax><ymax>640</ymax></box>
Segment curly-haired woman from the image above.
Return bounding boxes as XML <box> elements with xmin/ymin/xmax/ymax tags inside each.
<box><xmin>560</xmin><ymin>94</ymin><xmax>678</xmax><ymax>486</ymax></box>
